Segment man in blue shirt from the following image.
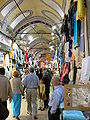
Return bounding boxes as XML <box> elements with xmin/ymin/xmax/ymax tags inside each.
<box><xmin>23</xmin><ymin>66</ymin><xmax>40</xmax><ymax>119</ymax></box>
<box><xmin>48</xmin><ymin>75</ymin><xmax>64</xmax><ymax>120</ymax></box>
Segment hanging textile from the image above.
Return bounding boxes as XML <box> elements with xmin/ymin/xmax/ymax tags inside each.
<box><xmin>68</xmin><ymin>2</ymin><xmax>77</xmax><ymax>36</ymax></box>
<box><xmin>65</xmin><ymin>42</ymin><xmax>71</xmax><ymax>62</ymax></box>
<box><xmin>26</xmin><ymin>52</ymin><xmax>27</xmax><ymax>62</ymax></box>
<box><xmin>76</xmin><ymin>0</ymin><xmax>85</xmax><ymax>20</ymax></box>
<box><xmin>69</xmin><ymin>36</ymin><xmax>72</xmax><ymax>58</ymax></box>
<box><xmin>71</xmin><ymin>50</ymin><xmax>75</xmax><ymax>61</ymax></box>
<box><xmin>14</xmin><ymin>50</ymin><xmax>16</xmax><ymax>60</ymax></box>
<box><xmin>80</xmin><ymin>56</ymin><xmax>90</xmax><ymax>81</ymax></box>
<box><xmin>62</xmin><ymin>34</ymin><xmax>65</xmax><ymax>64</ymax></box>
<box><xmin>64</xmin><ymin>15</ymin><xmax>69</xmax><ymax>42</ymax></box>
<box><xmin>63</xmin><ymin>51</ymin><xmax>65</xmax><ymax>65</ymax></box>
<box><xmin>71</xmin><ymin>36</ymin><xmax>75</xmax><ymax>61</ymax></box>
<box><xmin>80</xmin><ymin>20</ymin><xmax>85</xmax><ymax>53</ymax></box>
<box><xmin>74</xmin><ymin>12</ymin><xmax>79</xmax><ymax>48</ymax></box>
<box><xmin>61</xmin><ymin>63</ymin><xmax>69</xmax><ymax>84</ymax></box>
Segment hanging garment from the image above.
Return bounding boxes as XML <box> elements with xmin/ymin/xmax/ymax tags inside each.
<box><xmin>69</xmin><ymin>36</ymin><xmax>72</xmax><ymax>58</ymax></box>
<box><xmin>64</xmin><ymin>15</ymin><xmax>69</xmax><ymax>42</ymax></box>
<box><xmin>74</xmin><ymin>12</ymin><xmax>79</xmax><ymax>48</ymax></box>
<box><xmin>63</xmin><ymin>51</ymin><xmax>65</xmax><ymax>65</ymax></box>
<box><xmin>62</xmin><ymin>34</ymin><xmax>65</xmax><ymax>64</ymax></box>
<box><xmin>71</xmin><ymin>50</ymin><xmax>75</xmax><ymax>61</ymax></box>
<box><xmin>61</xmin><ymin>64</ymin><xmax>69</xmax><ymax>84</ymax></box>
<box><xmin>65</xmin><ymin>42</ymin><xmax>71</xmax><ymax>62</ymax></box>
<box><xmin>80</xmin><ymin>20</ymin><xmax>85</xmax><ymax>53</ymax></box>
<box><xmin>77</xmin><ymin>0</ymin><xmax>85</xmax><ymax>20</ymax></box>
<box><xmin>71</xmin><ymin>36</ymin><xmax>75</xmax><ymax>61</ymax></box>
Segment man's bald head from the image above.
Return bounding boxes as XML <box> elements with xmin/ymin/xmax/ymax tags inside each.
<box><xmin>52</xmin><ymin>75</ymin><xmax>60</xmax><ymax>86</ymax></box>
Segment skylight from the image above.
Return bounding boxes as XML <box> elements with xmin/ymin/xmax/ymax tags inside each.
<box><xmin>1</xmin><ymin>0</ymin><xmax>20</xmax><ymax>17</ymax></box>
<box><xmin>41</xmin><ymin>0</ymin><xmax>64</xmax><ymax>19</ymax></box>
<box><xmin>28</xmin><ymin>35</ymin><xmax>33</xmax><ymax>41</ymax></box>
<box><xmin>21</xmin><ymin>27</ymin><xmax>34</xmax><ymax>38</ymax></box>
<box><xmin>42</xmin><ymin>10</ymin><xmax>62</xmax><ymax>29</ymax></box>
<box><xmin>10</xmin><ymin>12</ymin><xmax>30</xmax><ymax>29</ymax></box>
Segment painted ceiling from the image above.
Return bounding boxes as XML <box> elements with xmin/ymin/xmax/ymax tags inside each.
<box><xmin>0</xmin><ymin>0</ymin><xmax>69</xmax><ymax>58</ymax></box>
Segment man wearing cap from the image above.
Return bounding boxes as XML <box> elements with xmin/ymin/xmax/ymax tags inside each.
<box><xmin>48</xmin><ymin>75</ymin><xmax>64</xmax><ymax>120</ymax></box>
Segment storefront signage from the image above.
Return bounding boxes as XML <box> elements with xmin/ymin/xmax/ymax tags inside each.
<box><xmin>0</xmin><ymin>32</ymin><xmax>12</xmax><ymax>47</ymax></box>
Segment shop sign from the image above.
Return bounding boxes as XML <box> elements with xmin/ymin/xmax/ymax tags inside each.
<box><xmin>0</xmin><ymin>32</ymin><xmax>12</xmax><ymax>47</ymax></box>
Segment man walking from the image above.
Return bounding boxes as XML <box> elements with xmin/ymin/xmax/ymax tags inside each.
<box><xmin>23</xmin><ymin>66</ymin><xmax>40</xmax><ymax>119</ymax></box>
<box><xmin>0</xmin><ymin>67</ymin><xmax>12</xmax><ymax>120</ymax></box>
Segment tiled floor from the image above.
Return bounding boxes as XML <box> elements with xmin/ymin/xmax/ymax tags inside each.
<box><xmin>7</xmin><ymin>99</ymin><xmax>48</xmax><ymax>120</ymax></box>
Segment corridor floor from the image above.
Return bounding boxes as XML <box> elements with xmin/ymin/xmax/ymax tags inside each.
<box><xmin>7</xmin><ymin>99</ymin><xmax>48</xmax><ymax>120</ymax></box>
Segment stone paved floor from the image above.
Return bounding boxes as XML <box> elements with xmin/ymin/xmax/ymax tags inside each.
<box><xmin>7</xmin><ymin>99</ymin><xmax>48</xmax><ymax>120</ymax></box>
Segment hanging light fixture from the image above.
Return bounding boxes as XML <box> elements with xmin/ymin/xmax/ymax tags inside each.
<box><xmin>52</xmin><ymin>36</ymin><xmax>55</xmax><ymax>40</ymax></box>
<box><xmin>52</xmin><ymin>25</ymin><xmax>56</xmax><ymax>30</ymax></box>
<box><xmin>51</xmin><ymin>32</ymin><xmax>54</xmax><ymax>36</ymax></box>
<box><xmin>28</xmin><ymin>35</ymin><xmax>33</xmax><ymax>41</ymax></box>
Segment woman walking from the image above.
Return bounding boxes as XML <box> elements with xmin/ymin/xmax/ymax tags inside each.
<box><xmin>10</xmin><ymin>70</ymin><xmax>23</xmax><ymax>120</ymax></box>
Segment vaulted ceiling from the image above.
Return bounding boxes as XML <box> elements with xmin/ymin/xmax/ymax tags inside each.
<box><xmin>0</xmin><ymin>0</ymin><xmax>69</xmax><ymax>58</ymax></box>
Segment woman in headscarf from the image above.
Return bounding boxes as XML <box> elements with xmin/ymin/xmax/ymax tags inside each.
<box><xmin>10</xmin><ymin>70</ymin><xmax>24</xmax><ymax>120</ymax></box>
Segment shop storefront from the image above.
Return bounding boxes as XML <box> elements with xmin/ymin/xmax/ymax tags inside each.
<box><xmin>58</xmin><ymin>1</ymin><xmax>90</xmax><ymax>119</ymax></box>
<box><xmin>9</xmin><ymin>42</ymin><xmax>24</xmax><ymax>75</ymax></box>
<box><xmin>0</xmin><ymin>32</ymin><xmax>12</xmax><ymax>78</ymax></box>
<box><xmin>59</xmin><ymin>0</ymin><xmax>88</xmax><ymax>85</ymax></box>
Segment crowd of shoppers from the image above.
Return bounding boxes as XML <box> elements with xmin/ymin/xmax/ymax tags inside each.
<box><xmin>0</xmin><ymin>66</ymin><xmax>64</xmax><ymax>120</ymax></box>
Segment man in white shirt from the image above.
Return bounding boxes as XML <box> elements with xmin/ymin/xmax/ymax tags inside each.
<box><xmin>48</xmin><ymin>75</ymin><xmax>64</xmax><ymax>120</ymax></box>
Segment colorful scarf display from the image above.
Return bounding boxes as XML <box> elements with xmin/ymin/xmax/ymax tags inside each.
<box><xmin>74</xmin><ymin>12</ymin><xmax>79</xmax><ymax>48</ymax></box>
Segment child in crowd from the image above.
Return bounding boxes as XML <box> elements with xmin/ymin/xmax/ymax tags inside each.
<box><xmin>38</xmin><ymin>79</ymin><xmax>46</xmax><ymax>111</ymax></box>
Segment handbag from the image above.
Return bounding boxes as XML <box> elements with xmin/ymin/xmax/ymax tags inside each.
<box><xmin>0</xmin><ymin>100</ymin><xmax>9</xmax><ymax>120</ymax></box>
